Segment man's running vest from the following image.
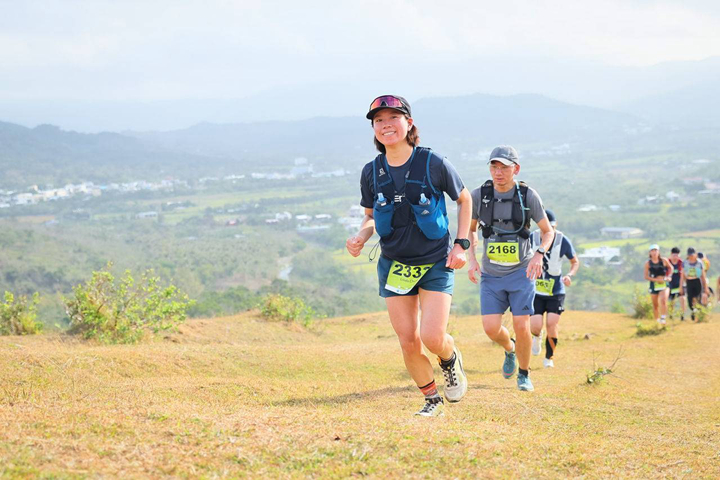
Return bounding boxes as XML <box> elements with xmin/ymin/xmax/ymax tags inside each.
<box><xmin>477</xmin><ymin>180</ymin><xmax>532</xmax><ymax>239</ymax></box>
<box><xmin>531</xmin><ymin>230</ymin><xmax>564</xmax><ymax>276</ymax></box>
<box><xmin>372</xmin><ymin>147</ymin><xmax>449</xmax><ymax>240</ymax></box>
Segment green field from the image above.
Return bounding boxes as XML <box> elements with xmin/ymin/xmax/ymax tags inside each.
<box><xmin>2</xmin><ymin>310</ymin><xmax>719</xmax><ymax>478</ymax></box>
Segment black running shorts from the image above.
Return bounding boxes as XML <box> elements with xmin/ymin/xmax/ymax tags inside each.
<box><xmin>533</xmin><ymin>294</ymin><xmax>565</xmax><ymax>316</ymax></box>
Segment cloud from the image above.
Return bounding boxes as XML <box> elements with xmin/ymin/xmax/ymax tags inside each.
<box><xmin>0</xmin><ymin>0</ymin><xmax>718</xmax><ymax>102</ymax></box>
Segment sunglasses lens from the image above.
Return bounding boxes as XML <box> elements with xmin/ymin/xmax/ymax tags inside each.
<box><xmin>370</xmin><ymin>95</ymin><xmax>404</xmax><ymax>111</ymax></box>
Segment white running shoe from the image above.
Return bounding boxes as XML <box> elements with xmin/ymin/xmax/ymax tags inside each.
<box><xmin>659</xmin><ymin>317</ymin><xmax>667</xmax><ymax>325</ymax></box>
<box><xmin>414</xmin><ymin>399</ymin><xmax>444</xmax><ymax>417</ymax></box>
<box><xmin>531</xmin><ymin>335</ymin><xmax>542</xmax><ymax>356</ymax></box>
<box><xmin>439</xmin><ymin>347</ymin><xmax>468</xmax><ymax>403</ymax></box>
<box><xmin>543</xmin><ymin>358</ymin><xmax>554</xmax><ymax>368</ymax></box>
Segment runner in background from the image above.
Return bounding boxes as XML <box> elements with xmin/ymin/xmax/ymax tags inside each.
<box><xmin>698</xmin><ymin>252</ymin><xmax>714</xmax><ymax>304</ymax></box>
<box><xmin>667</xmin><ymin>247</ymin><xmax>686</xmax><ymax>321</ymax></box>
<box><xmin>681</xmin><ymin>248</ymin><xmax>709</xmax><ymax>321</ymax></box>
<box><xmin>644</xmin><ymin>245</ymin><xmax>672</xmax><ymax>325</ymax></box>
<box><xmin>529</xmin><ymin>209</ymin><xmax>580</xmax><ymax>368</ymax></box>
<box><xmin>347</xmin><ymin>95</ymin><xmax>472</xmax><ymax>417</ymax></box>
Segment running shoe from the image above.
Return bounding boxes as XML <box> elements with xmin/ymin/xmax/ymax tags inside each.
<box><xmin>414</xmin><ymin>398</ymin><xmax>444</xmax><ymax>417</ymax></box>
<box><xmin>517</xmin><ymin>373</ymin><xmax>534</xmax><ymax>391</ymax></box>
<box><xmin>439</xmin><ymin>348</ymin><xmax>468</xmax><ymax>403</ymax></box>
<box><xmin>503</xmin><ymin>344</ymin><xmax>517</xmax><ymax>379</ymax></box>
<box><xmin>531</xmin><ymin>334</ymin><xmax>542</xmax><ymax>356</ymax></box>
<box><xmin>659</xmin><ymin>317</ymin><xmax>667</xmax><ymax>325</ymax></box>
<box><xmin>543</xmin><ymin>358</ymin><xmax>554</xmax><ymax>368</ymax></box>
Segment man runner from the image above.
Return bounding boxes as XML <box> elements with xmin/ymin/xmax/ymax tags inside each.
<box><xmin>529</xmin><ymin>209</ymin><xmax>580</xmax><ymax>368</ymax></box>
<box><xmin>468</xmin><ymin>145</ymin><xmax>553</xmax><ymax>392</ymax></box>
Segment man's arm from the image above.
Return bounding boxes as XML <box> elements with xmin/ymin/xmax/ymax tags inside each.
<box><xmin>563</xmin><ymin>256</ymin><xmax>580</xmax><ymax>287</ymax></box>
<box><xmin>527</xmin><ymin>218</ymin><xmax>552</xmax><ymax>280</ymax></box>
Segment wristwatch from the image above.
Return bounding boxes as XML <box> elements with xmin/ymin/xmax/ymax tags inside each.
<box><xmin>454</xmin><ymin>238</ymin><xmax>470</xmax><ymax>250</ymax></box>
<box><xmin>535</xmin><ymin>246</ymin><xmax>546</xmax><ymax>255</ymax></box>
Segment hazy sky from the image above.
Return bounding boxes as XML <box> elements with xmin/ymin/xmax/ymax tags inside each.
<box><xmin>1</xmin><ymin>0</ymin><xmax>719</xmax><ymax>130</ymax></box>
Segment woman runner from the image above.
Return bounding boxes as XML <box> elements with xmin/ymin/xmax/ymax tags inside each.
<box><xmin>644</xmin><ymin>244</ymin><xmax>672</xmax><ymax>325</ymax></box>
<box><xmin>682</xmin><ymin>248</ymin><xmax>710</xmax><ymax>321</ymax></box>
<box><xmin>346</xmin><ymin>95</ymin><xmax>472</xmax><ymax>417</ymax></box>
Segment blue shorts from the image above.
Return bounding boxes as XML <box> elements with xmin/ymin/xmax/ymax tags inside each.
<box><xmin>480</xmin><ymin>268</ymin><xmax>535</xmax><ymax>316</ymax></box>
<box><xmin>377</xmin><ymin>255</ymin><xmax>454</xmax><ymax>298</ymax></box>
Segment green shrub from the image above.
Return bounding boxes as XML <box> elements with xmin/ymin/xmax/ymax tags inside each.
<box><xmin>64</xmin><ymin>263</ymin><xmax>194</xmax><ymax>344</ymax></box>
<box><xmin>631</xmin><ymin>286</ymin><xmax>653</xmax><ymax>320</ymax></box>
<box><xmin>635</xmin><ymin>322</ymin><xmax>666</xmax><ymax>337</ymax></box>
<box><xmin>610</xmin><ymin>301</ymin><xmax>626</xmax><ymax>314</ymax></box>
<box><xmin>261</xmin><ymin>294</ymin><xmax>315</xmax><ymax>326</ymax></box>
<box><xmin>0</xmin><ymin>291</ymin><xmax>42</xmax><ymax>336</ymax></box>
<box><xmin>694</xmin><ymin>304</ymin><xmax>712</xmax><ymax>323</ymax></box>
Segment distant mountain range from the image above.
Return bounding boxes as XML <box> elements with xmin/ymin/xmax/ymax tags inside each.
<box><xmin>1</xmin><ymin>56</ymin><xmax>718</xmax><ymax>133</ymax></box>
<box><xmin>0</xmin><ymin>91</ymin><xmax>716</xmax><ymax>188</ymax></box>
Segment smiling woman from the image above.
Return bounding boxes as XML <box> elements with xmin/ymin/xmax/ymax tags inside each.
<box><xmin>345</xmin><ymin>94</ymin><xmax>473</xmax><ymax>417</ymax></box>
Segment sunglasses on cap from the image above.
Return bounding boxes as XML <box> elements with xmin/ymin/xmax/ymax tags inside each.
<box><xmin>366</xmin><ymin>95</ymin><xmax>411</xmax><ymax>120</ymax></box>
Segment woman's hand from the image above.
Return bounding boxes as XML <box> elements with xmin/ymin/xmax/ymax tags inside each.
<box><xmin>562</xmin><ymin>275</ymin><xmax>572</xmax><ymax>287</ymax></box>
<box><xmin>445</xmin><ymin>244</ymin><xmax>467</xmax><ymax>270</ymax></box>
<box><xmin>346</xmin><ymin>235</ymin><xmax>366</xmax><ymax>257</ymax></box>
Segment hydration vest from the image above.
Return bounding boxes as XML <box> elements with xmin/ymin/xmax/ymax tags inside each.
<box><xmin>531</xmin><ymin>230</ymin><xmax>564</xmax><ymax>276</ymax></box>
<box><xmin>372</xmin><ymin>147</ymin><xmax>449</xmax><ymax>240</ymax></box>
<box><xmin>477</xmin><ymin>180</ymin><xmax>532</xmax><ymax>239</ymax></box>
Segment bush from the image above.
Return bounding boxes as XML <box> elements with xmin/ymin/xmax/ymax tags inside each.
<box><xmin>0</xmin><ymin>291</ymin><xmax>42</xmax><ymax>335</ymax></box>
<box><xmin>635</xmin><ymin>322</ymin><xmax>666</xmax><ymax>337</ymax></box>
<box><xmin>261</xmin><ymin>294</ymin><xmax>315</xmax><ymax>326</ymax></box>
<box><xmin>694</xmin><ymin>304</ymin><xmax>712</xmax><ymax>323</ymax></box>
<box><xmin>64</xmin><ymin>263</ymin><xmax>194</xmax><ymax>344</ymax></box>
<box><xmin>631</xmin><ymin>286</ymin><xmax>653</xmax><ymax>320</ymax></box>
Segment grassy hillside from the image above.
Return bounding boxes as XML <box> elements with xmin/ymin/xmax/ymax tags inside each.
<box><xmin>2</xmin><ymin>310</ymin><xmax>719</xmax><ymax>478</ymax></box>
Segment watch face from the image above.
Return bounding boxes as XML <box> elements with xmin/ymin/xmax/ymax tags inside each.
<box><xmin>455</xmin><ymin>239</ymin><xmax>470</xmax><ymax>250</ymax></box>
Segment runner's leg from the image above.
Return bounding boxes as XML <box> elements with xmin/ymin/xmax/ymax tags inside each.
<box><xmin>417</xmin><ymin>289</ymin><xmax>454</xmax><ymax>360</ymax></box>
<box><xmin>386</xmin><ymin>295</ymin><xmax>434</xmax><ymax>387</ymax></box>
<box><xmin>482</xmin><ymin>314</ymin><xmax>514</xmax><ymax>352</ymax></box>
<box><xmin>650</xmin><ymin>293</ymin><xmax>660</xmax><ymax>320</ymax></box>
<box><xmin>530</xmin><ymin>313</ymin><xmax>543</xmax><ymax>337</ymax></box>
<box><xmin>546</xmin><ymin>313</ymin><xmax>560</xmax><ymax>359</ymax></box>
<box><xmin>513</xmin><ymin>314</ymin><xmax>532</xmax><ymax>371</ymax></box>
<box><xmin>659</xmin><ymin>289</ymin><xmax>669</xmax><ymax>320</ymax></box>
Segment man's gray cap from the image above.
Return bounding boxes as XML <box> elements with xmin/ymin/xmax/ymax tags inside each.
<box><xmin>488</xmin><ymin>145</ymin><xmax>519</xmax><ymax>166</ymax></box>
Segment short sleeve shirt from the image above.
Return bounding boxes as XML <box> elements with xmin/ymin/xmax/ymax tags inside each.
<box><xmin>470</xmin><ymin>183</ymin><xmax>547</xmax><ymax>276</ymax></box>
<box><xmin>359</xmin><ymin>147</ymin><xmax>465</xmax><ymax>265</ymax></box>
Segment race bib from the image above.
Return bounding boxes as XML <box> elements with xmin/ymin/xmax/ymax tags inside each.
<box><xmin>385</xmin><ymin>261</ymin><xmax>434</xmax><ymax>295</ymax></box>
<box><xmin>535</xmin><ymin>278</ymin><xmax>555</xmax><ymax>296</ymax></box>
<box><xmin>652</xmin><ymin>282</ymin><xmax>667</xmax><ymax>292</ymax></box>
<box><xmin>487</xmin><ymin>242</ymin><xmax>520</xmax><ymax>266</ymax></box>
<box><xmin>686</xmin><ymin>268</ymin><xmax>697</xmax><ymax>279</ymax></box>
<box><xmin>670</xmin><ymin>287</ymin><xmax>680</xmax><ymax>295</ymax></box>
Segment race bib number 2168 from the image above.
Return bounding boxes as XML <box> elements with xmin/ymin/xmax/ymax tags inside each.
<box><xmin>487</xmin><ymin>242</ymin><xmax>520</xmax><ymax>266</ymax></box>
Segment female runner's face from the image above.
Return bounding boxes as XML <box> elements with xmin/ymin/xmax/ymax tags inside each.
<box><xmin>372</xmin><ymin>109</ymin><xmax>412</xmax><ymax>148</ymax></box>
<box><xmin>650</xmin><ymin>249</ymin><xmax>659</xmax><ymax>260</ymax></box>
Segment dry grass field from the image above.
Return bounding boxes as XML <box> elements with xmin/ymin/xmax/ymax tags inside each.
<box><xmin>1</xmin><ymin>309</ymin><xmax>719</xmax><ymax>479</ymax></box>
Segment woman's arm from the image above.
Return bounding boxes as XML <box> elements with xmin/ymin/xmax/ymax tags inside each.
<box><xmin>644</xmin><ymin>262</ymin><xmax>652</xmax><ymax>282</ymax></box>
<box><xmin>446</xmin><ymin>188</ymin><xmax>471</xmax><ymax>269</ymax></box>
<box><xmin>346</xmin><ymin>208</ymin><xmax>375</xmax><ymax>257</ymax></box>
<box><xmin>468</xmin><ymin>218</ymin><xmax>481</xmax><ymax>284</ymax></box>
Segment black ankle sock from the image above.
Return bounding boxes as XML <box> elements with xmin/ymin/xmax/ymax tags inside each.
<box><xmin>440</xmin><ymin>351</ymin><xmax>456</xmax><ymax>368</ymax></box>
<box><xmin>545</xmin><ymin>337</ymin><xmax>558</xmax><ymax>360</ymax></box>
<box><xmin>518</xmin><ymin>368</ymin><xmax>529</xmax><ymax>377</ymax></box>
